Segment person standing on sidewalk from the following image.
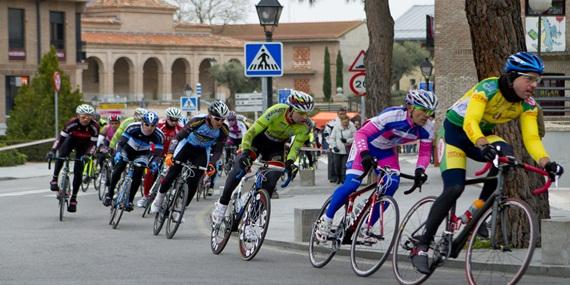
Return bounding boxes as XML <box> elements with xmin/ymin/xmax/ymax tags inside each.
<box><xmin>315</xmin><ymin>90</ymin><xmax>438</xmax><ymax>242</ymax></box>
<box><xmin>46</xmin><ymin>104</ymin><xmax>99</xmax><ymax>213</ymax></box>
<box><xmin>210</xmin><ymin>90</ymin><xmax>315</xmax><ymax>226</ymax></box>
<box><xmin>329</xmin><ymin>117</ymin><xmax>356</xmax><ymax>184</ymax></box>
<box><xmin>323</xmin><ymin>108</ymin><xmax>348</xmax><ymax>183</ymax></box>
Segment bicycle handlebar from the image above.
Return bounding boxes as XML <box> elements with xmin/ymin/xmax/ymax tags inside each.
<box><xmin>48</xmin><ymin>157</ymin><xmax>85</xmax><ymax>170</ymax></box>
<box><xmin>357</xmin><ymin>163</ymin><xmax>421</xmax><ymax>195</ymax></box>
<box><xmin>251</xmin><ymin>161</ymin><xmax>293</xmax><ymax>188</ymax></box>
<box><xmin>474</xmin><ymin>156</ymin><xmax>552</xmax><ymax>195</ymax></box>
<box><xmin>173</xmin><ymin>160</ymin><xmax>208</xmax><ymax>171</ymax></box>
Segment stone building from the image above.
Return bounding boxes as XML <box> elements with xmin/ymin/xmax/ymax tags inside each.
<box><xmin>81</xmin><ymin>0</ymin><xmax>244</xmax><ymax>103</ymax></box>
<box><xmin>0</xmin><ymin>0</ymin><xmax>88</xmax><ymax>135</ymax></box>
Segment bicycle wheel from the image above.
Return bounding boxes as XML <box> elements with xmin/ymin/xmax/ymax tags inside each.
<box><xmin>351</xmin><ymin>195</ymin><xmax>400</xmax><ymax>277</ymax></box>
<box><xmin>196</xmin><ymin>176</ymin><xmax>204</xmax><ymax>202</ymax></box>
<box><xmin>112</xmin><ymin>180</ymin><xmax>130</xmax><ymax>229</ymax></box>
<box><xmin>465</xmin><ymin>198</ymin><xmax>537</xmax><ymax>285</ymax></box>
<box><xmin>58</xmin><ymin>175</ymin><xmax>70</xmax><ymax>222</ymax></box>
<box><xmin>238</xmin><ymin>189</ymin><xmax>271</xmax><ymax>261</ymax></box>
<box><xmin>153</xmin><ymin>189</ymin><xmax>174</xmax><ymax>235</ymax></box>
<box><xmin>142</xmin><ymin>177</ymin><xmax>161</xmax><ymax>218</ymax></box>
<box><xmin>81</xmin><ymin>160</ymin><xmax>91</xmax><ymax>192</ymax></box>
<box><xmin>97</xmin><ymin>164</ymin><xmax>109</xmax><ymax>200</ymax></box>
<box><xmin>308</xmin><ymin>196</ymin><xmax>347</xmax><ymax>268</ymax></box>
<box><xmin>166</xmin><ymin>183</ymin><xmax>189</xmax><ymax>239</ymax></box>
<box><xmin>392</xmin><ymin>196</ymin><xmax>437</xmax><ymax>285</ymax></box>
<box><xmin>211</xmin><ymin>201</ymin><xmax>237</xmax><ymax>255</ymax></box>
<box><xmin>93</xmin><ymin>164</ymin><xmax>102</xmax><ymax>192</ymax></box>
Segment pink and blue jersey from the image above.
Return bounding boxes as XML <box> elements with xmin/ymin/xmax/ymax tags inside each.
<box><xmin>347</xmin><ymin>106</ymin><xmax>434</xmax><ymax>176</ymax></box>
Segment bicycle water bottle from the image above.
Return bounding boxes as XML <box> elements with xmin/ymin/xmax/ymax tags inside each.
<box><xmin>460</xmin><ymin>199</ymin><xmax>484</xmax><ymax>224</ymax></box>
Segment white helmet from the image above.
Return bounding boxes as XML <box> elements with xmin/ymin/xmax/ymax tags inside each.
<box><xmin>76</xmin><ymin>104</ymin><xmax>95</xmax><ymax>115</ymax></box>
<box><xmin>134</xmin><ymin>108</ymin><xmax>148</xmax><ymax>120</ymax></box>
<box><xmin>165</xmin><ymin>107</ymin><xmax>182</xmax><ymax>120</ymax></box>
<box><xmin>406</xmin><ymin>89</ymin><xmax>438</xmax><ymax>111</ymax></box>
<box><xmin>208</xmin><ymin>100</ymin><xmax>229</xmax><ymax>118</ymax></box>
<box><xmin>287</xmin><ymin>90</ymin><xmax>314</xmax><ymax>113</ymax></box>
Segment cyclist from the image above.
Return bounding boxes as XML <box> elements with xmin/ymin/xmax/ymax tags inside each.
<box><xmin>314</xmin><ymin>89</ymin><xmax>438</xmax><ymax>242</ymax></box>
<box><xmin>46</xmin><ymin>104</ymin><xmax>99</xmax><ymax>213</ymax></box>
<box><xmin>211</xmin><ymin>90</ymin><xmax>315</xmax><ymax>225</ymax></box>
<box><xmin>109</xmin><ymin>107</ymin><xmax>148</xmax><ymax>150</ymax></box>
<box><xmin>102</xmin><ymin>112</ymin><xmax>165</xmax><ymax>211</ymax></box>
<box><xmin>136</xmin><ymin>107</ymin><xmax>184</xmax><ymax>208</ymax></box>
<box><xmin>150</xmin><ymin>101</ymin><xmax>230</xmax><ymax>214</ymax></box>
<box><xmin>96</xmin><ymin>114</ymin><xmax>121</xmax><ymax>169</ymax></box>
<box><xmin>410</xmin><ymin>52</ymin><xmax>565</xmax><ymax>274</ymax></box>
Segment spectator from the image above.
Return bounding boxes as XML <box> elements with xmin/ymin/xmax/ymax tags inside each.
<box><xmin>323</xmin><ymin>108</ymin><xmax>348</xmax><ymax>183</ymax></box>
<box><xmin>330</xmin><ymin>117</ymin><xmax>356</xmax><ymax>184</ymax></box>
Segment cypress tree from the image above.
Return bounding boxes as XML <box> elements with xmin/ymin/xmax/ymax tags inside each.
<box><xmin>323</xmin><ymin>47</ymin><xmax>332</xmax><ymax>102</ymax></box>
<box><xmin>336</xmin><ymin>51</ymin><xmax>344</xmax><ymax>90</ymax></box>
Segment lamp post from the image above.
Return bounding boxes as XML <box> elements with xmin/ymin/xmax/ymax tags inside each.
<box><xmin>420</xmin><ymin>58</ymin><xmax>433</xmax><ymax>91</ymax></box>
<box><xmin>256</xmin><ymin>0</ymin><xmax>283</xmax><ymax>109</ymax></box>
<box><xmin>529</xmin><ymin>0</ymin><xmax>552</xmax><ymax>56</ymax></box>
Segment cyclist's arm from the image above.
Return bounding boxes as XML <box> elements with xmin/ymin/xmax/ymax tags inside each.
<box><xmin>463</xmin><ymin>91</ymin><xmax>488</xmax><ymax>146</ymax></box>
<box><xmin>211</xmin><ymin>126</ymin><xmax>229</xmax><ymax>163</ymax></box>
<box><xmin>240</xmin><ymin>110</ymin><xmax>271</xmax><ymax>151</ymax></box>
<box><xmin>287</xmin><ymin>128</ymin><xmax>310</xmax><ymax>161</ymax></box>
<box><xmin>353</xmin><ymin>116</ymin><xmax>384</xmax><ymax>154</ymax></box>
<box><xmin>110</xmin><ymin>119</ymin><xmax>130</xmax><ymax>149</ymax></box>
<box><xmin>520</xmin><ymin>108</ymin><xmax>549</xmax><ymax>164</ymax></box>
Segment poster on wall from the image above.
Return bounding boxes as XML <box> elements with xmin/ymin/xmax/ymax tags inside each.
<box><xmin>525</xmin><ymin>16</ymin><xmax>566</xmax><ymax>53</ymax></box>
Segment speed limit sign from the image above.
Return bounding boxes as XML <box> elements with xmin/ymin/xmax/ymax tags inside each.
<box><xmin>349</xmin><ymin>72</ymin><xmax>366</xmax><ymax>96</ymax></box>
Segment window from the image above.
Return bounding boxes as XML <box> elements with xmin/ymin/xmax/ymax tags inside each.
<box><xmin>5</xmin><ymin>76</ymin><xmax>29</xmax><ymax>116</ymax></box>
<box><xmin>293</xmin><ymin>47</ymin><xmax>311</xmax><ymax>69</ymax></box>
<box><xmin>50</xmin><ymin>11</ymin><xmax>65</xmax><ymax>60</ymax></box>
<box><xmin>294</xmin><ymin>78</ymin><xmax>311</xmax><ymax>94</ymax></box>
<box><xmin>8</xmin><ymin>8</ymin><xmax>25</xmax><ymax>60</ymax></box>
<box><xmin>526</xmin><ymin>0</ymin><xmax>565</xmax><ymax>16</ymax></box>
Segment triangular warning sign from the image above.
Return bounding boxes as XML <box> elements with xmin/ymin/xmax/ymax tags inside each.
<box><xmin>349</xmin><ymin>50</ymin><xmax>366</xmax><ymax>72</ymax></box>
<box><xmin>182</xmin><ymin>98</ymin><xmax>190</xmax><ymax>109</ymax></box>
<box><xmin>247</xmin><ymin>45</ymin><xmax>280</xmax><ymax>71</ymax></box>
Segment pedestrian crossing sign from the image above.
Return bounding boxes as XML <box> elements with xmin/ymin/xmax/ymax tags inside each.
<box><xmin>180</xmin><ymin>96</ymin><xmax>198</xmax><ymax>112</ymax></box>
<box><xmin>244</xmin><ymin>42</ymin><xmax>283</xmax><ymax>77</ymax></box>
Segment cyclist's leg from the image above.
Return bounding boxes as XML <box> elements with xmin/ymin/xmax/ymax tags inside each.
<box><xmin>71</xmin><ymin>143</ymin><xmax>89</xmax><ymax>198</ymax></box>
<box><xmin>184</xmin><ymin>147</ymin><xmax>207</xmax><ymax>206</ymax></box>
<box><xmin>158</xmin><ymin>143</ymin><xmax>192</xmax><ymax>194</ymax></box>
<box><xmin>257</xmin><ymin>138</ymin><xmax>286</xmax><ymax>197</ymax></box>
<box><xmin>366</xmin><ymin>149</ymin><xmax>400</xmax><ymax>225</ymax></box>
<box><xmin>477</xmin><ymin>137</ymin><xmax>513</xmax><ymax>200</ymax></box>
<box><xmin>128</xmin><ymin>154</ymin><xmax>148</xmax><ymax>204</ymax></box>
<box><xmin>142</xmin><ymin>164</ymin><xmax>157</xmax><ymax>197</ymax></box>
<box><xmin>52</xmin><ymin>138</ymin><xmax>73</xmax><ymax>181</ymax></box>
<box><xmin>108</xmin><ymin>151</ymin><xmax>129</xmax><ymax>198</ymax></box>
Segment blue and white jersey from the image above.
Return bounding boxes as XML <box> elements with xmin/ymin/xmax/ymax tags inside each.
<box><xmin>171</xmin><ymin>115</ymin><xmax>228</xmax><ymax>161</ymax></box>
<box><xmin>120</xmin><ymin>122</ymin><xmax>165</xmax><ymax>152</ymax></box>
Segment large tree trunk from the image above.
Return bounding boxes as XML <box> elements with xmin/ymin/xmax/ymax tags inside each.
<box><xmin>364</xmin><ymin>0</ymin><xmax>393</xmax><ymax>117</ymax></box>
<box><xmin>465</xmin><ymin>0</ymin><xmax>549</xmax><ymax>246</ymax></box>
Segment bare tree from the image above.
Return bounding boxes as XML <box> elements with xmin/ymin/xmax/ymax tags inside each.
<box><xmin>465</xmin><ymin>0</ymin><xmax>549</xmax><ymax>244</ymax></box>
<box><xmin>167</xmin><ymin>0</ymin><xmax>250</xmax><ymax>24</ymax></box>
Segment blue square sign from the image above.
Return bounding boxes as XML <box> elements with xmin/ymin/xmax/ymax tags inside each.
<box><xmin>244</xmin><ymin>42</ymin><xmax>283</xmax><ymax>77</ymax></box>
<box><xmin>180</xmin><ymin>96</ymin><xmax>198</xmax><ymax>112</ymax></box>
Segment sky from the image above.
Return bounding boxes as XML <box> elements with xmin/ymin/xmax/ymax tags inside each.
<box><xmin>245</xmin><ymin>0</ymin><xmax>434</xmax><ymax>24</ymax></box>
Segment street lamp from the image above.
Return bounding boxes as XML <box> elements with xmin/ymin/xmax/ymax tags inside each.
<box><xmin>420</xmin><ymin>57</ymin><xmax>433</xmax><ymax>90</ymax></box>
<box><xmin>184</xmin><ymin>84</ymin><xmax>193</xmax><ymax>97</ymax></box>
<box><xmin>529</xmin><ymin>0</ymin><xmax>552</xmax><ymax>56</ymax></box>
<box><xmin>256</xmin><ymin>0</ymin><xmax>283</xmax><ymax>108</ymax></box>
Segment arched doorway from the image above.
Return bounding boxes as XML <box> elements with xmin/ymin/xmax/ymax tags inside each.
<box><xmin>83</xmin><ymin>56</ymin><xmax>103</xmax><ymax>100</ymax></box>
<box><xmin>113</xmin><ymin>57</ymin><xmax>133</xmax><ymax>100</ymax></box>
<box><xmin>198</xmin><ymin>59</ymin><xmax>215</xmax><ymax>99</ymax></box>
<box><xmin>143</xmin><ymin>57</ymin><xmax>162</xmax><ymax>101</ymax></box>
<box><xmin>171</xmin><ymin>58</ymin><xmax>190</xmax><ymax>100</ymax></box>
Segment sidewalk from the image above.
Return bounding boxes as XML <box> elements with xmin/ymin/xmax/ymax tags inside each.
<box><xmin>0</xmin><ymin>162</ymin><xmax>51</xmax><ymax>180</ymax></box>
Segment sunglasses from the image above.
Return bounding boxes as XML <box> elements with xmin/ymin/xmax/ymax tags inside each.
<box><xmin>143</xmin><ymin>123</ymin><xmax>156</xmax><ymax>127</ymax></box>
<box><xmin>414</xmin><ymin>106</ymin><xmax>435</xmax><ymax>117</ymax></box>
<box><xmin>211</xmin><ymin>116</ymin><xmax>224</xmax><ymax>122</ymax></box>
<box><xmin>517</xmin><ymin>72</ymin><xmax>542</xmax><ymax>84</ymax></box>
<box><xmin>167</xmin><ymin>117</ymin><xmax>179</xmax><ymax>122</ymax></box>
<box><xmin>79</xmin><ymin>115</ymin><xmax>92</xmax><ymax>120</ymax></box>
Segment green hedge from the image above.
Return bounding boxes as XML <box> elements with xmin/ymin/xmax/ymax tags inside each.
<box><xmin>0</xmin><ymin>143</ymin><xmax>27</xmax><ymax>166</ymax></box>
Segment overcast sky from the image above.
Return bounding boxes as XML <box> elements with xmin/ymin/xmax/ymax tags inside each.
<box><xmin>245</xmin><ymin>0</ymin><xmax>434</xmax><ymax>23</ymax></box>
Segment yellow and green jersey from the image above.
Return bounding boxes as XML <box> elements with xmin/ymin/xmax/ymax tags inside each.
<box><xmin>110</xmin><ymin>116</ymin><xmax>135</xmax><ymax>149</ymax></box>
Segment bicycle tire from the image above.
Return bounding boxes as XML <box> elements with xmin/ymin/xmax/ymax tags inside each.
<box><xmin>196</xmin><ymin>176</ymin><xmax>204</xmax><ymax>202</ymax></box>
<box><xmin>81</xmin><ymin>159</ymin><xmax>92</xmax><ymax>192</ymax></box>
<box><xmin>153</xmin><ymin>189</ymin><xmax>174</xmax><ymax>235</ymax></box>
<box><xmin>238</xmin><ymin>189</ymin><xmax>271</xmax><ymax>261</ymax></box>
<box><xmin>58</xmin><ymin>175</ymin><xmax>70</xmax><ymax>222</ymax></box>
<box><xmin>142</xmin><ymin>177</ymin><xmax>161</xmax><ymax>218</ymax></box>
<box><xmin>166</xmin><ymin>183</ymin><xmax>189</xmax><ymax>239</ymax></box>
<box><xmin>465</xmin><ymin>198</ymin><xmax>537</xmax><ymax>285</ymax></box>
<box><xmin>308</xmin><ymin>196</ymin><xmax>346</xmax><ymax>268</ymax></box>
<box><xmin>97</xmin><ymin>164</ymin><xmax>109</xmax><ymax>201</ymax></box>
<box><xmin>351</xmin><ymin>195</ymin><xmax>400</xmax><ymax>277</ymax></box>
<box><xmin>112</xmin><ymin>179</ymin><xmax>130</xmax><ymax>229</ymax></box>
<box><xmin>211</xmin><ymin>205</ymin><xmax>236</xmax><ymax>255</ymax></box>
<box><xmin>392</xmin><ymin>196</ymin><xmax>436</xmax><ymax>285</ymax></box>
<box><xmin>93</xmin><ymin>163</ymin><xmax>102</xmax><ymax>192</ymax></box>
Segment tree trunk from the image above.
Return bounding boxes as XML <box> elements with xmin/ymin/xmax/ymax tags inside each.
<box><xmin>364</xmin><ymin>0</ymin><xmax>393</xmax><ymax>117</ymax></box>
<box><xmin>465</xmin><ymin>0</ymin><xmax>549</xmax><ymax>246</ymax></box>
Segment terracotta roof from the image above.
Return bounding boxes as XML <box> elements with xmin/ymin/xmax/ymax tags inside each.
<box><xmin>87</xmin><ymin>0</ymin><xmax>176</xmax><ymax>9</ymax></box>
<box><xmin>212</xmin><ymin>21</ymin><xmax>364</xmax><ymax>41</ymax></box>
<box><xmin>82</xmin><ymin>31</ymin><xmax>244</xmax><ymax>48</ymax></box>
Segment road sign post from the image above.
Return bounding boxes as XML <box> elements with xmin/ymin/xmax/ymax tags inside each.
<box><xmin>53</xmin><ymin>71</ymin><xmax>61</xmax><ymax>138</ymax></box>
<box><xmin>235</xmin><ymin>93</ymin><xmax>263</xmax><ymax>113</ymax></box>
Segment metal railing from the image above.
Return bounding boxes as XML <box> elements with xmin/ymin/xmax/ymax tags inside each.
<box><xmin>535</xmin><ymin>75</ymin><xmax>570</xmax><ymax>115</ymax></box>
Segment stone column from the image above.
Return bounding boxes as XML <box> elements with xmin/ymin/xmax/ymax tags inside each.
<box><xmin>162</xmin><ymin>70</ymin><xmax>172</xmax><ymax>101</ymax></box>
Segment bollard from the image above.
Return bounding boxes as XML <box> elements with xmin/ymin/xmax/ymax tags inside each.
<box><xmin>299</xmin><ymin>169</ymin><xmax>315</xmax><ymax>186</ymax></box>
<box><xmin>294</xmin><ymin>208</ymin><xmax>321</xmax><ymax>242</ymax></box>
<box><xmin>541</xmin><ymin>218</ymin><xmax>570</xmax><ymax>265</ymax></box>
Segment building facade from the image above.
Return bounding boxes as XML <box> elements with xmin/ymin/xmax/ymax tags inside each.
<box><xmin>0</xmin><ymin>0</ymin><xmax>88</xmax><ymax>135</ymax></box>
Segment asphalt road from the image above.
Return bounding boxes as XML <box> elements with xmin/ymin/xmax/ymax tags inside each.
<box><xmin>0</xmin><ymin>175</ymin><xmax>568</xmax><ymax>285</ymax></box>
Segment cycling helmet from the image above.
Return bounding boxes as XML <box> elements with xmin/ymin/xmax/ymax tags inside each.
<box><xmin>165</xmin><ymin>107</ymin><xmax>182</xmax><ymax>120</ymax></box>
<box><xmin>287</xmin><ymin>90</ymin><xmax>314</xmax><ymax>113</ymax></box>
<box><xmin>208</xmin><ymin>100</ymin><xmax>229</xmax><ymax>118</ymax></box>
<box><xmin>108</xmin><ymin>114</ymin><xmax>122</xmax><ymax>122</ymax></box>
<box><xmin>76</xmin><ymin>104</ymin><xmax>95</xmax><ymax>115</ymax></box>
<box><xmin>134</xmin><ymin>108</ymin><xmax>148</xmax><ymax>120</ymax></box>
<box><xmin>503</xmin><ymin>52</ymin><xmax>544</xmax><ymax>75</ymax></box>
<box><xmin>226</xmin><ymin>111</ymin><xmax>237</xmax><ymax>121</ymax></box>
<box><xmin>407</xmin><ymin>89</ymin><xmax>438</xmax><ymax>111</ymax></box>
<box><xmin>142</xmin><ymin>111</ymin><xmax>159</xmax><ymax>126</ymax></box>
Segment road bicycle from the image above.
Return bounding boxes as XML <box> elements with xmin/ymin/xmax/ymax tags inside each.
<box><xmin>223</xmin><ymin>145</ymin><xmax>238</xmax><ymax>175</ymax></box>
<box><xmin>210</xmin><ymin>160</ymin><xmax>293</xmax><ymax>261</ymax></box>
<box><xmin>109</xmin><ymin>161</ymin><xmax>145</xmax><ymax>229</ymax></box>
<box><xmin>49</xmin><ymin>156</ymin><xmax>84</xmax><ymax>222</ymax></box>
<box><xmin>309</xmin><ymin>166</ymin><xmax>419</xmax><ymax>277</ymax></box>
<box><xmin>81</xmin><ymin>154</ymin><xmax>98</xmax><ymax>192</ymax></box>
<box><xmin>298</xmin><ymin>147</ymin><xmax>320</xmax><ymax>170</ymax></box>
<box><xmin>95</xmin><ymin>151</ymin><xmax>112</xmax><ymax>200</ymax></box>
<box><xmin>392</xmin><ymin>155</ymin><xmax>553</xmax><ymax>285</ymax></box>
<box><xmin>152</xmin><ymin>160</ymin><xmax>206</xmax><ymax>239</ymax></box>
<box><xmin>196</xmin><ymin>164</ymin><xmax>217</xmax><ymax>201</ymax></box>
<box><xmin>142</xmin><ymin>162</ymin><xmax>167</xmax><ymax>218</ymax></box>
